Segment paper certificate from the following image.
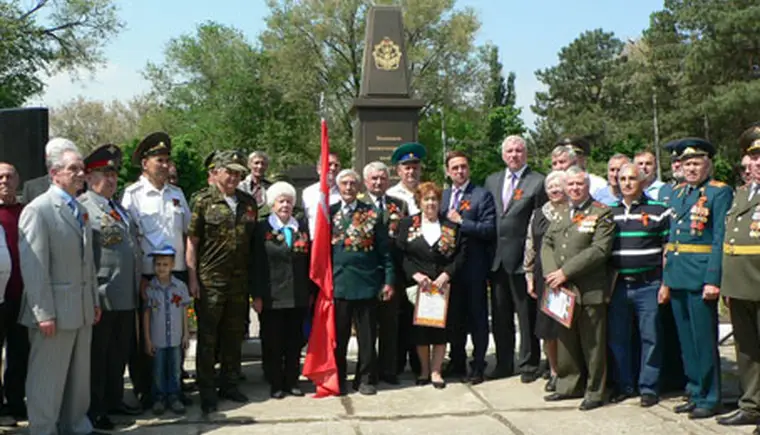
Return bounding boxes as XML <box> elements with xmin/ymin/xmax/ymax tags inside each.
<box><xmin>540</xmin><ymin>287</ymin><xmax>576</xmax><ymax>328</ymax></box>
<box><xmin>413</xmin><ymin>284</ymin><xmax>449</xmax><ymax>329</ymax></box>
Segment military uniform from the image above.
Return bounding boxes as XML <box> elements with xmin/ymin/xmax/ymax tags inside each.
<box><xmin>663</xmin><ymin>139</ymin><xmax>733</xmax><ymax>415</ymax></box>
<box><xmin>541</xmin><ymin>199</ymin><xmax>615</xmax><ymax>404</ymax></box>
<box><xmin>188</xmin><ymin>151</ymin><xmax>258</xmax><ymax>406</ymax></box>
<box><xmin>331</xmin><ymin>199</ymin><xmax>394</xmax><ymax>393</ymax></box>
<box><xmin>80</xmin><ymin>145</ymin><xmax>143</xmax><ymax>427</ymax></box>
<box><xmin>719</xmin><ymin>126</ymin><xmax>760</xmax><ymax>426</ymax></box>
<box><xmin>359</xmin><ymin>191</ymin><xmax>409</xmax><ymax>381</ymax></box>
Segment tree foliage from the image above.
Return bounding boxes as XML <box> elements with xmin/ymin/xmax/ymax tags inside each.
<box><xmin>0</xmin><ymin>0</ymin><xmax>123</xmax><ymax>107</ymax></box>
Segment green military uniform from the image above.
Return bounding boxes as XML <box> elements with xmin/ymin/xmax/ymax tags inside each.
<box><xmin>330</xmin><ymin>199</ymin><xmax>394</xmax><ymax>390</ymax></box>
<box><xmin>541</xmin><ymin>199</ymin><xmax>615</xmax><ymax>403</ymax></box>
<box><xmin>358</xmin><ymin>191</ymin><xmax>409</xmax><ymax>380</ymax></box>
<box><xmin>189</xmin><ymin>151</ymin><xmax>258</xmax><ymax>404</ymax></box>
<box><xmin>663</xmin><ymin>139</ymin><xmax>733</xmax><ymax>414</ymax></box>
<box><xmin>721</xmin><ymin>126</ymin><xmax>760</xmax><ymax>422</ymax></box>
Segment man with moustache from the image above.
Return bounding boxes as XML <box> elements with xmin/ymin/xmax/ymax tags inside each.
<box><xmin>360</xmin><ymin>161</ymin><xmax>410</xmax><ymax>384</ymax></box>
<box><xmin>0</xmin><ymin>163</ymin><xmax>28</xmax><ymax>424</ymax></box>
<box><xmin>122</xmin><ymin>132</ymin><xmax>192</xmax><ymax>410</ymax></box>
<box><xmin>443</xmin><ymin>151</ymin><xmax>496</xmax><ymax>384</ymax></box>
<box><xmin>717</xmin><ymin>126</ymin><xmax>760</xmax><ymax>430</ymax></box>
<box><xmin>634</xmin><ymin>150</ymin><xmax>666</xmax><ymax>200</ymax></box>
<box><xmin>303</xmin><ymin>152</ymin><xmax>341</xmax><ymax>235</ymax></box>
<box><xmin>661</xmin><ymin>139</ymin><xmax>732</xmax><ymax>419</ymax></box>
<box><xmin>79</xmin><ymin>145</ymin><xmax>142</xmax><ymax>429</ymax></box>
<box><xmin>658</xmin><ymin>142</ymin><xmax>685</xmax><ymax>204</ymax></box>
<box><xmin>387</xmin><ymin>143</ymin><xmax>426</xmax><ymax>215</ymax></box>
<box><xmin>19</xmin><ymin>144</ymin><xmax>101</xmax><ymax>435</ymax></box>
<box><xmin>741</xmin><ymin>154</ymin><xmax>752</xmax><ymax>186</ymax></box>
<box><xmin>594</xmin><ymin>154</ymin><xmax>631</xmax><ymax>206</ymax></box>
<box><xmin>238</xmin><ymin>151</ymin><xmax>271</xmax><ymax>208</ymax></box>
<box><xmin>550</xmin><ymin>145</ymin><xmax>578</xmax><ymax>172</ymax></box>
<box><xmin>485</xmin><ymin>135</ymin><xmax>546</xmax><ymax>382</ymax></box>
<box><xmin>541</xmin><ymin>165</ymin><xmax>614</xmax><ymax>411</ymax></box>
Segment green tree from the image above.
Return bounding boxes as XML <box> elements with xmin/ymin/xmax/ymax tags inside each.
<box><xmin>0</xmin><ymin>0</ymin><xmax>123</xmax><ymax>107</ymax></box>
<box><xmin>260</xmin><ymin>0</ymin><xmax>484</xmax><ymax>157</ymax></box>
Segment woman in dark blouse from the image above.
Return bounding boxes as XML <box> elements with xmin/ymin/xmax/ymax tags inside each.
<box><xmin>251</xmin><ymin>181</ymin><xmax>315</xmax><ymax>399</ymax></box>
<box><xmin>396</xmin><ymin>182</ymin><xmax>466</xmax><ymax>389</ymax></box>
<box><xmin>523</xmin><ymin>170</ymin><xmax>567</xmax><ymax>392</ymax></box>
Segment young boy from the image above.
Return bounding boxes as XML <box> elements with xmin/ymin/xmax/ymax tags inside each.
<box><xmin>143</xmin><ymin>245</ymin><xmax>191</xmax><ymax>415</ymax></box>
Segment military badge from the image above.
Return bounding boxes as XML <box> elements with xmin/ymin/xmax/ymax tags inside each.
<box><xmin>331</xmin><ymin>207</ymin><xmax>379</xmax><ymax>251</ymax></box>
<box><xmin>372</xmin><ymin>37</ymin><xmax>402</xmax><ymax>71</ymax></box>
<box><xmin>386</xmin><ymin>202</ymin><xmax>402</xmax><ymax>237</ymax></box>
<box><xmin>513</xmin><ymin>189</ymin><xmax>524</xmax><ymax>201</ymax></box>
<box><xmin>172</xmin><ymin>198</ymin><xmax>180</xmax><ymax>207</ymax></box>
<box><xmin>264</xmin><ymin>230</ymin><xmax>286</xmax><ymax>243</ymax></box>
<box><xmin>689</xmin><ymin>194</ymin><xmax>709</xmax><ymax>236</ymax></box>
<box><xmin>575</xmin><ymin>215</ymin><xmax>598</xmax><ymax>233</ymax></box>
<box><xmin>109</xmin><ymin>209</ymin><xmax>121</xmax><ymax>221</ymax></box>
<box><xmin>171</xmin><ymin>293</ymin><xmax>183</xmax><ymax>307</ymax></box>
<box><xmin>751</xmin><ymin>221</ymin><xmax>760</xmax><ymax>239</ymax></box>
<box><xmin>407</xmin><ymin>215</ymin><xmax>422</xmax><ymax>242</ymax></box>
<box><xmin>243</xmin><ymin>206</ymin><xmax>257</xmax><ymax>223</ymax></box>
<box><xmin>437</xmin><ymin>226</ymin><xmax>457</xmax><ymax>256</ymax></box>
<box><xmin>292</xmin><ymin>232</ymin><xmax>310</xmax><ymax>253</ymax></box>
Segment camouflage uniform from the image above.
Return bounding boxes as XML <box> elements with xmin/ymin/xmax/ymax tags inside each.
<box><xmin>189</xmin><ymin>155</ymin><xmax>258</xmax><ymax>402</ymax></box>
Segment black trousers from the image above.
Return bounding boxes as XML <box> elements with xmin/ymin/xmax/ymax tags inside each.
<box><xmin>377</xmin><ymin>288</ymin><xmax>400</xmax><ymax>378</ymax></box>
<box><xmin>1</xmin><ymin>298</ymin><xmax>28</xmax><ymax>412</ymax></box>
<box><xmin>90</xmin><ymin>310</ymin><xmax>134</xmax><ymax>417</ymax></box>
<box><xmin>448</xmin><ymin>278</ymin><xmax>490</xmax><ymax>371</ymax></box>
<box><xmin>260</xmin><ymin>307</ymin><xmax>305</xmax><ymax>392</ymax></box>
<box><xmin>396</xmin><ymin>297</ymin><xmax>420</xmax><ymax>375</ymax></box>
<box><xmin>491</xmin><ymin>267</ymin><xmax>540</xmax><ymax>374</ymax></box>
<box><xmin>335</xmin><ymin>298</ymin><xmax>377</xmax><ymax>387</ymax></box>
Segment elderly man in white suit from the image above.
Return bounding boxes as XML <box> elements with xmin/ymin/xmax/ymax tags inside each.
<box><xmin>18</xmin><ymin>143</ymin><xmax>101</xmax><ymax>435</ymax></box>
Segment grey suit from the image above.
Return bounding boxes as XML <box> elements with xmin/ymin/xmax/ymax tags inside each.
<box><xmin>22</xmin><ymin>175</ymin><xmax>50</xmax><ymax>205</ymax></box>
<box><xmin>19</xmin><ymin>186</ymin><xmax>99</xmax><ymax>435</ymax></box>
<box><xmin>485</xmin><ymin>167</ymin><xmax>547</xmax><ymax>375</ymax></box>
<box><xmin>80</xmin><ymin>190</ymin><xmax>141</xmax><ymax>418</ymax></box>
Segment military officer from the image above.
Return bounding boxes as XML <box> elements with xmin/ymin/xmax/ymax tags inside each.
<box><xmin>661</xmin><ymin>138</ymin><xmax>733</xmax><ymax>419</ymax></box>
<box><xmin>331</xmin><ymin>169</ymin><xmax>394</xmax><ymax>396</ymax></box>
<box><xmin>360</xmin><ymin>161</ymin><xmax>410</xmax><ymax>384</ymax></box>
<box><xmin>80</xmin><ymin>145</ymin><xmax>142</xmax><ymax>429</ymax></box>
<box><xmin>387</xmin><ymin>143</ymin><xmax>426</xmax><ymax>215</ymax></box>
<box><xmin>717</xmin><ymin>126</ymin><xmax>760</xmax><ymax>428</ymax></box>
<box><xmin>541</xmin><ymin>165</ymin><xmax>615</xmax><ymax>411</ymax></box>
<box><xmin>187</xmin><ymin>150</ymin><xmax>258</xmax><ymax>414</ymax></box>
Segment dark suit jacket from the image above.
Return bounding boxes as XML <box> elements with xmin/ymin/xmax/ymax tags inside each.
<box><xmin>440</xmin><ymin>182</ymin><xmax>496</xmax><ymax>281</ymax></box>
<box><xmin>330</xmin><ymin>201</ymin><xmax>394</xmax><ymax>300</ymax></box>
<box><xmin>22</xmin><ymin>175</ymin><xmax>50</xmax><ymax>204</ymax></box>
<box><xmin>485</xmin><ymin>167</ymin><xmax>547</xmax><ymax>273</ymax></box>
<box><xmin>250</xmin><ymin>218</ymin><xmax>316</xmax><ymax>309</ymax></box>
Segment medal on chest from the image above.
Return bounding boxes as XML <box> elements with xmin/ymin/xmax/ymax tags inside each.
<box><xmin>751</xmin><ymin>205</ymin><xmax>760</xmax><ymax>238</ymax></box>
<box><xmin>573</xmin><ymin>213</ymin><xmax>597</xmax><ymax>233</ymax></box>
<box><xmin>689</xmin><ymin>193</ymin><xmax>708</xmax><ymax>236</ymax></box>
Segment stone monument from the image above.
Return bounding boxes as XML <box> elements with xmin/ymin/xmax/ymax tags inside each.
<box><xmin>0</xmin><ymin>107</ymin><xmax>49</xmax><ymax>185</ymax></box>
<box><xmin>352</xmin><ymin>6</ymin><xmax>424</xmax><ymax>172</ymax></box>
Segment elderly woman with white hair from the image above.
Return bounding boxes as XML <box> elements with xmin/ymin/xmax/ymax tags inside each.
<box><xmin>523</xmin><ymin>170</ymin><xmax>568</xmax><ymax>393</ymax></box>
<box><xmin>250</xmin><ymin>181</ymin><xmax>315</xmax><ymax>400</ymax></box>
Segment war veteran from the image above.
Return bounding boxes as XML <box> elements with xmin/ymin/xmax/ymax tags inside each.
<box><xmin>80</xmin><ymin>144</ymin><xmax>142</xmax><ymax>429</ymax></box>
<box><xmin>187</xmin><ymin>150</ymin><xmax>258</xmax><ymax>414</ymax></box>
<box><xmin>661</xmin><ymin>138</ymin><xmax>733</xmax><ymax>419</ymax></box>
<box><xmin>387</xmin><ymin>142</ymin><xmax>426</xmax><ymax>215</ymax></box>
<box><xmin>718</xmin><ymin>125</ymin><xmax>760</xmax><ymax>428</ymax></box>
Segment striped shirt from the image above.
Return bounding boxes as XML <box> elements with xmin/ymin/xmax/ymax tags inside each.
<box><xmin>610</xmin><ymin>196</ymin><xmax>670</xmax><ymax>275</ymax></box>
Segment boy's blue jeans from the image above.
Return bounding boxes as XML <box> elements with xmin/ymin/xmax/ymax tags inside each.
<box><xmin>152</xmin><ymin>346</ymin><xmax>181</xmax><ymax>402</ymax></box>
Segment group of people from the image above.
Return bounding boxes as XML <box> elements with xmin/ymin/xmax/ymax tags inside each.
<box><xmin>2</xmin><ymin>123</ymin><xmax>760</xmax><ymax>435</ymax></box>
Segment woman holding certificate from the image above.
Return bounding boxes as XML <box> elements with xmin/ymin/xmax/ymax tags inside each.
<box><xmin>524</xmin><ymin>170</ymin><xmax>568</xmax><ymax>393</ymax></box>
<box><xmin>396</xmin><ymin>182</ymin><xmax>466</xmax><ymax>389</ymax></box>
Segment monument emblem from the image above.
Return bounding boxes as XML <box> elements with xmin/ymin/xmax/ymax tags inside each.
<box><xmin>372</xmin><ymin>37</ymin><xmax>402</xmax><ymax>71</ymax></box>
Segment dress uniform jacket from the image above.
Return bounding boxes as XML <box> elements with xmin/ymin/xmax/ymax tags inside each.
<box><xmin>721</xmin><ymin>183</ymin><xmax>760</xmax><ymax>415</ymax></box>
<box><xmin>540</xmin><ymin>199</ymin><xmax>614</xmax><ymax>402</ymax></box>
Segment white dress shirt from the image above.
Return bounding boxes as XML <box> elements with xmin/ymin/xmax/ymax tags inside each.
<box><xmin>387</xmin><ymin>182</ymin><xmax>419</xmax><ymax>214</ymax></box>
<box><xmin>302</xmin><ymin>182</ymin><xmax>340</xmax><ymax>236</ymax></box>
<box><xmin>121</xmin><ymin>175</ymin><xmax>191</xmax><ymax>272</ymax></box>
<box><xmin>421</xmin><ymin>217</ymin><xmax>442</xmax><ymax>246</ymax></box>
<box><xmin>268</xmin><ymin>213</ymin><xmax>299</xmax><ymax>232</ymax></box>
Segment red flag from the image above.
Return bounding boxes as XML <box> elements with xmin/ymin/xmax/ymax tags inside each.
<box><xmin>302</xmin><ymin>119</ymin><xmax>340</xmax><ymax>397</ymax></box>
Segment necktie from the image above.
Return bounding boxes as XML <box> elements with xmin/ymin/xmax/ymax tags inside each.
<box><xmin>686</xmin><ymin>185</ymin><xmax>694</xmax><ymax>196</ymax></box>
<box><xmin>503</xmin><ymin>174</ymin><xmax>517</xmax><ymax>212</ymax></box>
<box><xmin>283</xmin><ymin>227</ymin><xmax>293</xmax><ymax>248</ymax></box>
<box><xmin>751</xmin><ymin>185</ymin><xmax>759</xmax><ymax>201</ymax></box>
<box><xmin>68</xmin><ymin>201</ymin><xmax>83</xmax><ymax>228</ymax></box>
<box><xmin>451</xmin><ymin>189</ymin><xmax>462</xmax><ymax>210</ymax></box>
<box><xmin>377</xmin><ymin>197</ymin><xmax>383</xmax><ymax>211</ymax></box>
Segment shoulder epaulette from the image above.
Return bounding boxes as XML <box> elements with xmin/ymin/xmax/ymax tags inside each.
<box><xmin>592</xmin><ymin>201</ymin><xmax>608</xmax><ymax>208</ymax></box>
<box><xmin>123</xmin><ymin>182</ymin><xmax>141</xmax><ymax>193</ymax></box>
<box><xmin>675</xmin><ymin>182</ymin><xmax>686</xmax><ymax>190</ymax></box>
<box><xmin>647</xmin><ymin>199</ymin><xmax>667</xmax><ymax>207</ymax></box>
<box><xmin>708</xmin><ymin>180</ymin><xmax>727</xmax><ymax>188</ymax></box>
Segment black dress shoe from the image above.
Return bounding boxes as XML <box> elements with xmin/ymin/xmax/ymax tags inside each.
<box><xmin>674</xmin><ymin>402</ymin><xmax>696</xmax><ymax>414</ymax></box>
<box><xmin>544</xmin><ymin>392</ymin><xmax>580</xmax><ymax>402</ymax></box>
<box><xmin>200</xmin><ymin>400</ymin><xmax>218</xmax><ymax>415</ymax></box>
<box><xmin>109</xmin><ymin>403</ymin><xmax>142</xmax><ymax>416</ymax></box>
<box><xmin>443</xmin><ymin>364</ymin><xmax>467</xmax><ymax>378</ymax></box>
<box><xmin>358</xmin><ymin>384</ymin><xmax>377</xmax><ymax>395</ymax></box>
<box><xmin>544</xmin><ymin>376</ymin><xmax>557</xmax><ymax>392</ymax></box>
<box><xmin>717</xmin><ymin>410</ymin><xmax>760</xmax><ymax>426</ymax></box>
<box><xmin>487</xmin><ymin>367</ymin><xmax>514</xmax><ymax>380</ymax></box>
<box><xmin>610</xmin><ymin>391</ymin><xmax>635</xmax><ymax>404</ymax></box>
<box><xmin>270</xmin><ymin>390</ymin><xmax>285</xmax><ymax>399</ymax></box>
<box><xmin>468</xmin><ymin>369</ymin><xmax>485</xmax><ymax>385</ymax></box>
<box><xmin>288</xmin><ymin>387</ymin><xmax>305</xmax><ymax>397</ymax></box>
<box><xmin>219</xmin><ymin>388</ymin><xmax>249</xmax><ymax>403</ymax></box>
<box><xmin>380</xmin><ymin>374</ymin><xmax>400</xmax><ymax>385</ymax></box>
<box><xmin>579</xmin><ymin>399</ymin><xmax>604</xmax><ymax>411</ymax></box>
<box><xmin>432</xmin><ymin>380</ymin><xmax>446</xmax><ymax>389</ymax></box>
<box><xmin>520</xmin><ymin>371</ymin><xmax>540</xmax><ymax>384</ymax></box>
<box><xmin>640</xmin><ymin>394</ymin><xmax>658</xmax><ymax>408</ymax></box>
<box><xmin>416</xmin><ymin>378</ymin><xmax>430</xmax><ymax>386</ymax></box>
<box><xmin>91</xmin><ymin>415</ymin><xmax>115</xmax><ymax>431</ymax></box>
<box><xmin>688</xmin><ymin>407</ymin><xmax>716</xmax><ymax>419</ymax></box>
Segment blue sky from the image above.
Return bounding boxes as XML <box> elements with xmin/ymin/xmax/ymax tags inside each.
<box><xmin>29</xmin><ymin>0</ymin><xmax>665</xmax><ymax>127</ymax></box>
